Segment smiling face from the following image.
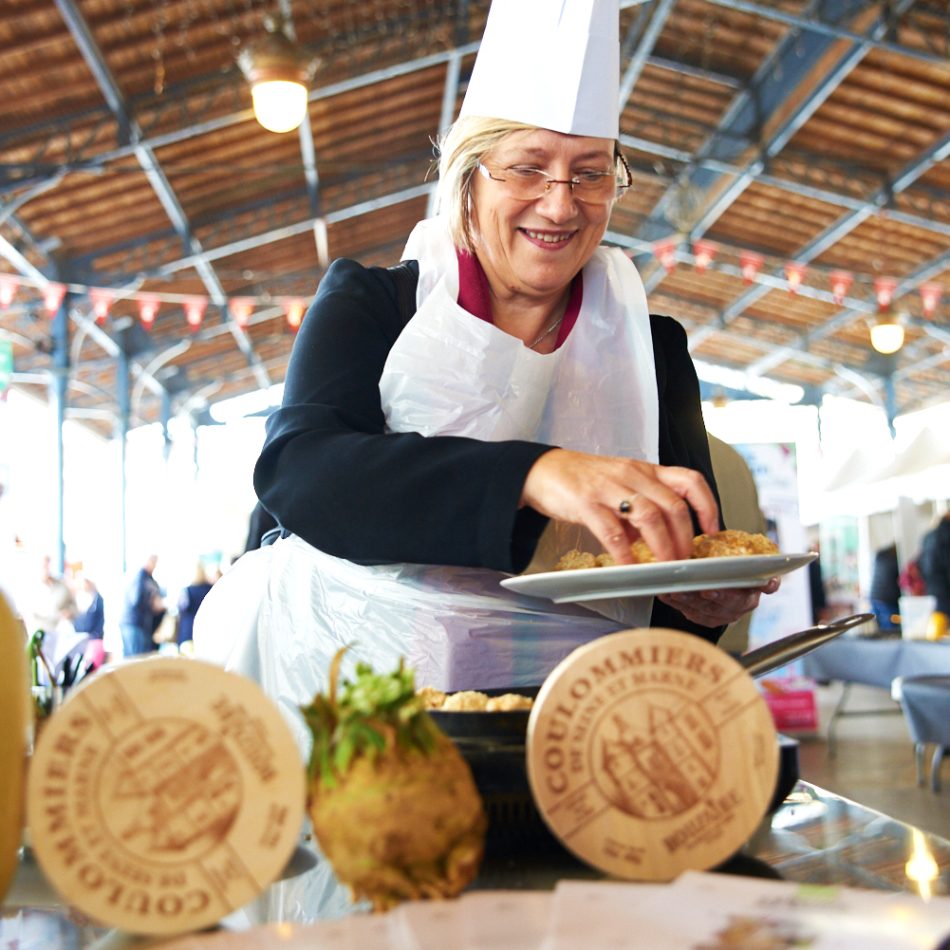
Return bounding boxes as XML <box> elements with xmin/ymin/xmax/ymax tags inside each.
<box><xmin>470</xmin><ymin>128</ymin><xmax>616</xmax><ymax>310</ymax></box>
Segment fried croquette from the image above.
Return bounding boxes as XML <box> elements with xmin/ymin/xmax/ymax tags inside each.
<box><xmin>692</xmin><ymin>529</ymin><xmax>779</xmax><ymax>558</ymax></box>
<box><xmin>416</xmin><ymin>685</ymin><xmax>447</xmax><ymax>709</ymax></box>
<box><xmin>552</xmin><ymin>529</ymin><xmax>778</xmax><ymax>571</ymax></box>
<box><xmin>555</xmin><ymin>550</ymin><xmax>620</xmax><ymax>570</ymax></box>
<box><xmin>441</xmin><ymin>690</ymin><xmax>491</xmax><ymax>711</ymax></box>
<box><xmin>419</xmin><ymin>688</ymin><xmax>534</xmax><ymax>712</ymax></box>
<box><xmin>485</xmin><ymin>693</ymin><xmax>534</xmax><ymax>712</ymax></box>
<box><xmin>629</xmin><ymin>539</ymin><xmax>657</xmax><ymax>563</ymax></box>
<box><xmin>554</xmin><ymin>549</ymin><xmax>599</xmax><ymax>571</ymax></box>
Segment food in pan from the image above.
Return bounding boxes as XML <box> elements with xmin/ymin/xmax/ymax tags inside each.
<box><xmin>416</xmin><ymin>685</ymin><xmax>447</xmax><ymax>709</ymax></box>
<box><xmin>419</xmin><ymin>688</ymin><xmax>534</xmax><ymax>712</ymax></box>
<box><xmin>555</xmin><ymin>529</ymin><xmax>778</xmax><ymax>571</ymax></box>
<box><xmin>485</xmin><ymin>693</ymin><xmax>535</xmax><ymax>712</ymax></box>
<box><xmin>301</xmin><ymin>650</ymin><xmax>486</xmax><ymax>911</ymax></box>
<box><xmin>441</xmin><ymin>690</ymin><xmax>490</xmax><ymax>711</ymax></box>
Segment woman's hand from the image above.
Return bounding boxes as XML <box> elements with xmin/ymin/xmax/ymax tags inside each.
<box><xmin>520</xmin><ymin>448</ymin><xmax>721</xmax><ymax>565</ymax></box>
<box><xmin>658</xmin><ymin>578</ymin><xmax>781</xmax><ymax>628</ymax></box>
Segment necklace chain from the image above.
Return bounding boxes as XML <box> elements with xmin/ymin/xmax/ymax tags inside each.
<box><xmin>528</xmin><ymin>313</ymin><xmax>565</xmax><ymax>350</ymax></box>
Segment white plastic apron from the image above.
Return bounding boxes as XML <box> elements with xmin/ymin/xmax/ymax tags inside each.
<box><xmin>390</xmin><ymin>217</ymin><xmax>659</xmax><ymax>577</ymax></box>
<box><xmin>195</xmin><ymin>217</ymin><xmax>660</xmax><ymax>747</ymax></box>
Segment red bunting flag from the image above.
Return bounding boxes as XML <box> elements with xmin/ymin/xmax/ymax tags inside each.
<box><xmin>873</xmin><ymin>276</ymin><xmax>897</xmax><ymax>310</ymax></box>
<box><xmin>920</xmin><ymin>282</ymin><xmax>942</xmax><ymax>318</ymax></box>
<box><xmin>784</xmin><ymin>262</ymin><xmax>806</xmax><ymax>294</ymax></box>
<box><xmin>138</xmin><ymin>296</ymin><xmax>159</xmax><ymax>329</ymax></box>
<box><xmin>90</xmin><ymin>289</ymin><xmax>113</xmax><ymax>323</ymax></box>
<box><xmin>184</xmin><ymin>298</ymin><xmax>207</xmax><ymax>330</ymax></box>
<box><xmin>285</xmin><ymin>298</ymin><xmax>306</xmax><ymax>331</ymax></box>
<box><xmin>44</xmin><ymin>282</ymin><xmax>66</xmax><ymax>314</ymax></box>
<box><xmin>830</xmin><ymin>270</ymin><xmax>853</xmax><ymax>305</ymax></box>
<box><xmin>0</xmin><ymin>275</ymin><xmax>19</xmax><ymax>308</ymax></box>
<box><xmin>692</xmin><ymin>240</ymin><xmax>717</xmax><ymax>272</ymax></box>
<box><xmin>229</xmin><ymin>297</ymin><xmax>254</xmax><ymax>328</ymax></box>
<box><xmin>739</xmin><ymin>251</ymin><xmax>763</xmax><ymax>284</ymax></box>
<box><xmin>653</xmin><ymin>238</ymin><xmax>679</xmax><ymax>273</ymax></box>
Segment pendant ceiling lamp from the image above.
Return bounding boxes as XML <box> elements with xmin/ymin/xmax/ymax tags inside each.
<box><xmin>869</xmin><ymin>311</ymin><xmax>905</xmax><ymax>355</ymax></box>
<box><xmin>238</xmin><ymin>16</ymin><xmax>316</xmax><ymax>134</ymax></box>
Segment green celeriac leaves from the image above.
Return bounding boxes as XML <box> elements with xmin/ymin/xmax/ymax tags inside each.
<box><xmin>301</xmin><ymin>649</ymin><xmax>440</xmax><ymax>789</ymax></box>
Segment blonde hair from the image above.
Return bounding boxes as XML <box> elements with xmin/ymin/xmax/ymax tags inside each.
<box><xmin>433</xmin><ymin>116</ymin><xmax>623</xmax><ymax>251</ymax></box>
<box><xmin>433</xmin><ymin>116</ymin><xmax>542</xmax><ymax>251</ymax></box>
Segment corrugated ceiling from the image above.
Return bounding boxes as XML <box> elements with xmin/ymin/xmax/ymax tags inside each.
<box><xmin>0</xmin><ymin>0</ymin><xmax>947</xmax><ymax>438</ymax></box>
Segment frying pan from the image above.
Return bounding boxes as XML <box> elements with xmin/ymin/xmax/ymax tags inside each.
<box><xmin>432</xmin><ymin>613</ymin><xmax>873</xmax><ymax>849</ymax></box>
<box><xmin>429</xmin><ymin>612</ymin><xmax>873</xmax><ymax>745</ymax></box>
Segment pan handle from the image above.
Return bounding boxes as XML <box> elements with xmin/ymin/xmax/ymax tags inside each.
<box><xmin>738</xmin><ymin>613</ymin><xmax>875</xmax><ymax>679</ymax></box>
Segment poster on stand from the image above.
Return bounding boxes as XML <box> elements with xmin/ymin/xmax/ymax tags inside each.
<box><xmin>734</xmin><ymin>442</ymin><xmax>818</xmax><ymax>734</ymax></box>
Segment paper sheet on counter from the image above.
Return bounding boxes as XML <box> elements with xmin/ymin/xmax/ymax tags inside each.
<box><xmin>153</xmin><ymin>875</ymin><xmax>950</xmax><ymax>949</ymax></box>
<box><xmin>544</xmin><ymin>873</ymin><xmax>950</xmax><ymax>949</ymax></box>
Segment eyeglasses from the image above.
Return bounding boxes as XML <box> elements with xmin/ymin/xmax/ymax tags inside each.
<box><xmin>475</xmin><ymin>150</ymin><xmax>632</xmax><ymax>204</ymax></box>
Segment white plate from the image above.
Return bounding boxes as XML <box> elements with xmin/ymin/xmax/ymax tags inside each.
<box><xmin>500</xmin><ymin>552</ymin><xmax>817</xmax><ymax>603</ymax></box>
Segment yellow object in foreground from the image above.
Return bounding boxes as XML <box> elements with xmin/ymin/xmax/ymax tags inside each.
<box><xmin>926</xmin><ymin>611</ymin><xmax>948</xmax><ymax>641</ymax></box>
<box><xmin>0</xmin><ymin>591</ymin><xmax>29</xmax><ymax>904</ymax></box>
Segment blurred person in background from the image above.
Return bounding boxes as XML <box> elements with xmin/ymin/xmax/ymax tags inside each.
<box><xmin>920</xmin><ymin>512</ymin><xmax>950</xmax><ymax>625</ymax></box>
<box><xmin>808</xmin><ymin>541</ymin><xmax>829</xmax><ymax>625</ymax></box>
<box><xmin>71</xmin><ymin>569</ymin><xmax>105</xmax><ymax>641</ymax></box>
<box><xmin>72</xmin><ymin>569</ymin><xmax>107</xmax><ymax>671</ymax></box>
<box><xmin>26</xmin><ymin>553</ymin><xmax>74</xmax><ymax>638</ymax></box>
<box><xmin>899</xmin><ymin>553</ymin><xmax>927</xmax><ymax>597</ymax></box>
<box><xmin>119</xmin><ymin>553</ymin><xmax>164</xmax><ymax>657</ymax></box>
<box><xmin>177</xmin><ymin>561</ymin><xmax>214</xmax><ymax>650</ymax></box>
<box><xmin>869</xmin><ymin>542</ymin><xmax>901</xmax><ymax>632</ymax></box>
<box><xmin>25</xmin><ymin>553</ymin><xmax>85</xmax><ymax>686</ymax></box>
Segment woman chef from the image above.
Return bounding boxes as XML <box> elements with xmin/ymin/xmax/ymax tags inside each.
<box><xmin>195</xmin><ymin>0</ymin><xmax>776</xmax><ymax>743</ymax></box>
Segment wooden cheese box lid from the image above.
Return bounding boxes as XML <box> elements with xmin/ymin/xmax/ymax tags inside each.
<box><xmin>26</xmin><ymin>656</ymin><xmax>306</xmax><ymax>936</ymax></box>
<box><xmin>526</xmin><ymin>628</ymin><xmax>778</xmax><ymax>882</ymax></box>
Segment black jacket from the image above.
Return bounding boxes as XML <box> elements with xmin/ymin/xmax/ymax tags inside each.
<box><xmin>255</xmin><ymin>258</ymin><xmax>722</xmax><ymax>642</ymax></box>
<box><xmin>869</xmin><ymin>544</ymin><xmax>901</xmax><ymax>604</ymax></box>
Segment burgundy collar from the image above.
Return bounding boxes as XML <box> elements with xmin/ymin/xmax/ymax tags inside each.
<box><xmin>456</xmin><ymin>249</ymin><xmax>581</xmax><ymax>348</ymax></box>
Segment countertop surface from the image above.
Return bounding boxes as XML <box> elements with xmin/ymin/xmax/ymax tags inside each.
<box><xmin>4</xmin><ymin>781</ymin><xmax>949</xmax><ymax>947</ymax></box>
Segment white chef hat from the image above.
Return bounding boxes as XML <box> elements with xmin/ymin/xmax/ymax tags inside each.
<box><xmin>459</xmin><ymin>0</ymin><xmax>620</xmax><ymax>139</ymax></box>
